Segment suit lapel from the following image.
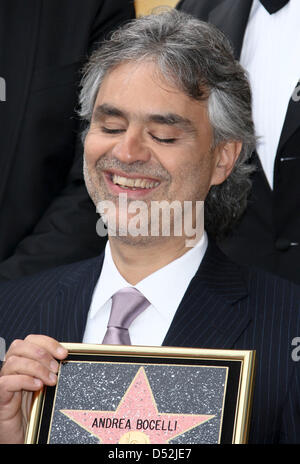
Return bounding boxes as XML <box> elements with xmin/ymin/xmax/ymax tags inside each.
<box><xmin>0</xmin><ymin>0</ymin><xmax>41</xmax><ymax>202</ymax></box>
<box><xmin>208</xmin><ymin>0</ymin><xmax>253</xmax><ymax>58</ymax></box>
<box><xmin>277</xmin><ymin>81</ymin><xmax>300</xmax><ymax>155</ymax></box>
<box><xmin>163</xmin><ymin>241</ymin><xmax>251</xmax><ymax>349</ymax></box>
<box><xmin>38</xmin><ymin>243</ymin><xmax>250</xmax><ymax>348</ymax></box>
<box><xmin>39</xmin><ymin>255</ymin><xmax>104</xmax><ymax>343</ymax></box>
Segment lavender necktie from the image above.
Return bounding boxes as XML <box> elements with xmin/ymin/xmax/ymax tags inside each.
<box><xmin>102</xmin><ymin>288</ymin><xmax>150</xmax><ymax>345</ymax></box>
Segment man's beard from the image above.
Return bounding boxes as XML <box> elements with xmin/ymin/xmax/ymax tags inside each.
<box><xmin>83</xmin><ymin>154</ymin><xmax>204</xmax><ymax>247</ymax></box>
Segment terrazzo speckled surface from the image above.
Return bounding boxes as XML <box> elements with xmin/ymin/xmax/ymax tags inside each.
<box><xmin>47</xmin><ymin>361</ymin><xmax>228</xmax><ymax>444</ymax></box>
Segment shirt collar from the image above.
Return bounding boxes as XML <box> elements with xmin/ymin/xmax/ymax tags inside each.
<box><xmin>89</xmin><ymin>233</ymin><xmax>208</xmax><ymax>320</ymax></box>
<box><xmin>135</xmin><ymin>233</ymin><xmax>208</xmax><ymax>320</ymax></box>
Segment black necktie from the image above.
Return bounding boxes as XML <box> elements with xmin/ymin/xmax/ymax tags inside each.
<box><xmin>259</xmin><ymin>0</ymin><xmax>290</xmax><ymax>14</ymax></box>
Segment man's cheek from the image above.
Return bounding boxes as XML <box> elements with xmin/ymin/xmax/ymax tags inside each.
<box><xmin>84</xmin><ymin>134</ymin><xmax>106</xmax><ymax>162</ymax></box>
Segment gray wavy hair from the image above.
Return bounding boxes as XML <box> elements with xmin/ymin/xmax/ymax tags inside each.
<box><xmin>79</xmin><ymin>9</ymin><xmax>256</xmax><ymax>240</ymax></box>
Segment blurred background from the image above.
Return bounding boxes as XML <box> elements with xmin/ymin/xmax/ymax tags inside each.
<box><xmin>135</xmin><ymin>0</ymin><xmax>178</xmax><ymax>17</ymax></box>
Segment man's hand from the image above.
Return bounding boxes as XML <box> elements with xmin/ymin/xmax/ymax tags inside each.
<box><xmin>0</xmin><ymin>335</ymin><xmax>68</xmax><ymax>444</ymax></box>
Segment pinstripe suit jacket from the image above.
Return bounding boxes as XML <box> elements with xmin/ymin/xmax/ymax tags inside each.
<box><xmin>0</xmin><ymin>241</ymin><xmax>299</xmax><ymax>444</ymax></box>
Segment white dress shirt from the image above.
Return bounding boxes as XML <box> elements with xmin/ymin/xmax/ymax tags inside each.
<box><xmin>240</xmin><ymin>0</ymin><xmax>300</xmax><ymax>189</ymax></box>
<box><xmin>82</xmin><ymin>232</ymin><xmax>208</xmax><ymax>346</ymax></box>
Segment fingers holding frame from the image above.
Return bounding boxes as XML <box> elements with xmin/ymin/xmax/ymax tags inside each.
<box><xmin>1</xmin><ymin>335</ymin><xmax>68</xmax><ymax>386</ymax></box>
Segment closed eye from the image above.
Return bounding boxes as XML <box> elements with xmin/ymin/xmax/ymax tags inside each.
<box><xmin>101</xmin><ymin>126</ymin><xmax>125</xmax><ymax>134</ymax></box>
<box><xmin>150</xmin><ymin>133</ymin><xmax>177</xmax><ymax>144</ymax></box>
<box><xmin>100</xmin><ymin>126</ymin><xmax>177</xmax><ymax>143</ymax></box>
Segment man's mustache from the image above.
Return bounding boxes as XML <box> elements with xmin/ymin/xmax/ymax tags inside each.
<box><xmin>94</xmin><ymin>155</ymin><xmax>171</xmax><ymax>181</ymax></box>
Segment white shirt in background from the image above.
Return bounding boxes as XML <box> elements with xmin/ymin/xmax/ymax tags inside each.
<box><xmin>240</xmin><ymin>0</ymin><xmax>300</xmax><ymax>189</ymax></box>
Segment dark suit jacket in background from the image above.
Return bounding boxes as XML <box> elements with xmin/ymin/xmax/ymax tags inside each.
<box><xmin>0</xmin><ymin>0</ymin><xmax>135</xmax><ymax>280</ymax></box>
<box><xmin>0</xmin><ymin>241</ymin><xmax>299</xmax><ymax>444</ymax></box>
<box><xmin>177</xmin><ymin>0</ymin><xmax>300</xmax><ymax>285</ymax></box>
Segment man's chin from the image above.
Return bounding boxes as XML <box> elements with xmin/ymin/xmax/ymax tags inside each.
<box><xmin>108</xmin><ymin>232</ymin><xmax>175</xmax><ymax>248</ymax></box>
<box><xmin>110</xmin><ymin>234</ymin><xmax>154</xmax><ymax>247</ymax></box>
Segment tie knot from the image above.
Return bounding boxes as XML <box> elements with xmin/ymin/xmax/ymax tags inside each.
<box><xmin>108</xmin><ymin>287</ymin><xmax>149</xmax><ymax>330</ymax></box>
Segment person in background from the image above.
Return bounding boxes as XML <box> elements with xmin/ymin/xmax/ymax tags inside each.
<box><xmin>0</xmin><ymin>0</ymin><xmax>135</xmax><ymax>280</ymax></box>
<box><xmin>177</xmin><ymin>0</ymin><xmax>300</xmax><ymax>285</ymax></box>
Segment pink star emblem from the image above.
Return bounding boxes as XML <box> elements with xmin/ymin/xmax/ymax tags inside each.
<box><xmin>61</xmin><ymin>367</ymin><xmax>214</xmax><ymax>444</ymax></box>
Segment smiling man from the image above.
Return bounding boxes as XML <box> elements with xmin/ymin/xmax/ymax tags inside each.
<box><xmin>83</xmin><ymin>58</ymin><xmax>241</xmax><ymax>280</ymax></box>
<box><xmin>0</xmin><ymin>10</ymin><xmax>299</xmax><ymax>444</ymax></box>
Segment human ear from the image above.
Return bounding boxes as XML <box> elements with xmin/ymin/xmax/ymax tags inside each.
<box><xmin>210</xmin><ymin>141</ymin><xmax>242</xmax><ymax>186</ymax></box>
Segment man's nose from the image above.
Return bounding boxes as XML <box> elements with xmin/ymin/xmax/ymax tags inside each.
<box><xmin>111</xmin><ymin>127</ymin><xmax>151</xmax><ymax>163</ymax></box>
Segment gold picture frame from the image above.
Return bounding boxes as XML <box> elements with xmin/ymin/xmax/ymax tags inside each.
<box><xmin>25</xmin><ymin>344</ymin><xmax>255</xmax><ymax>444</ymax></box>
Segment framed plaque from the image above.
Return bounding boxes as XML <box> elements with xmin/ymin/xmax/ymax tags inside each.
<box><xmin>25</xmin><ymin>344</ymin><xmax>255</xmax><ymax>444</ymax></box>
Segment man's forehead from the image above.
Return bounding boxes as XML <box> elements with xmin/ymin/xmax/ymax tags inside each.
<box><xmin>92</xmin><ymin>103</ymin><xmax>198</xmax><ymax>133</ymax></box>
<box><xmin>92</xmin><ymin>61</ymin><xmax>209</xmax><ymax>129</ymax></box>
<box><xmin>101</xmin><ymin>60</ymin><xmax>174</xmax><ymax>88</ymax></box>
